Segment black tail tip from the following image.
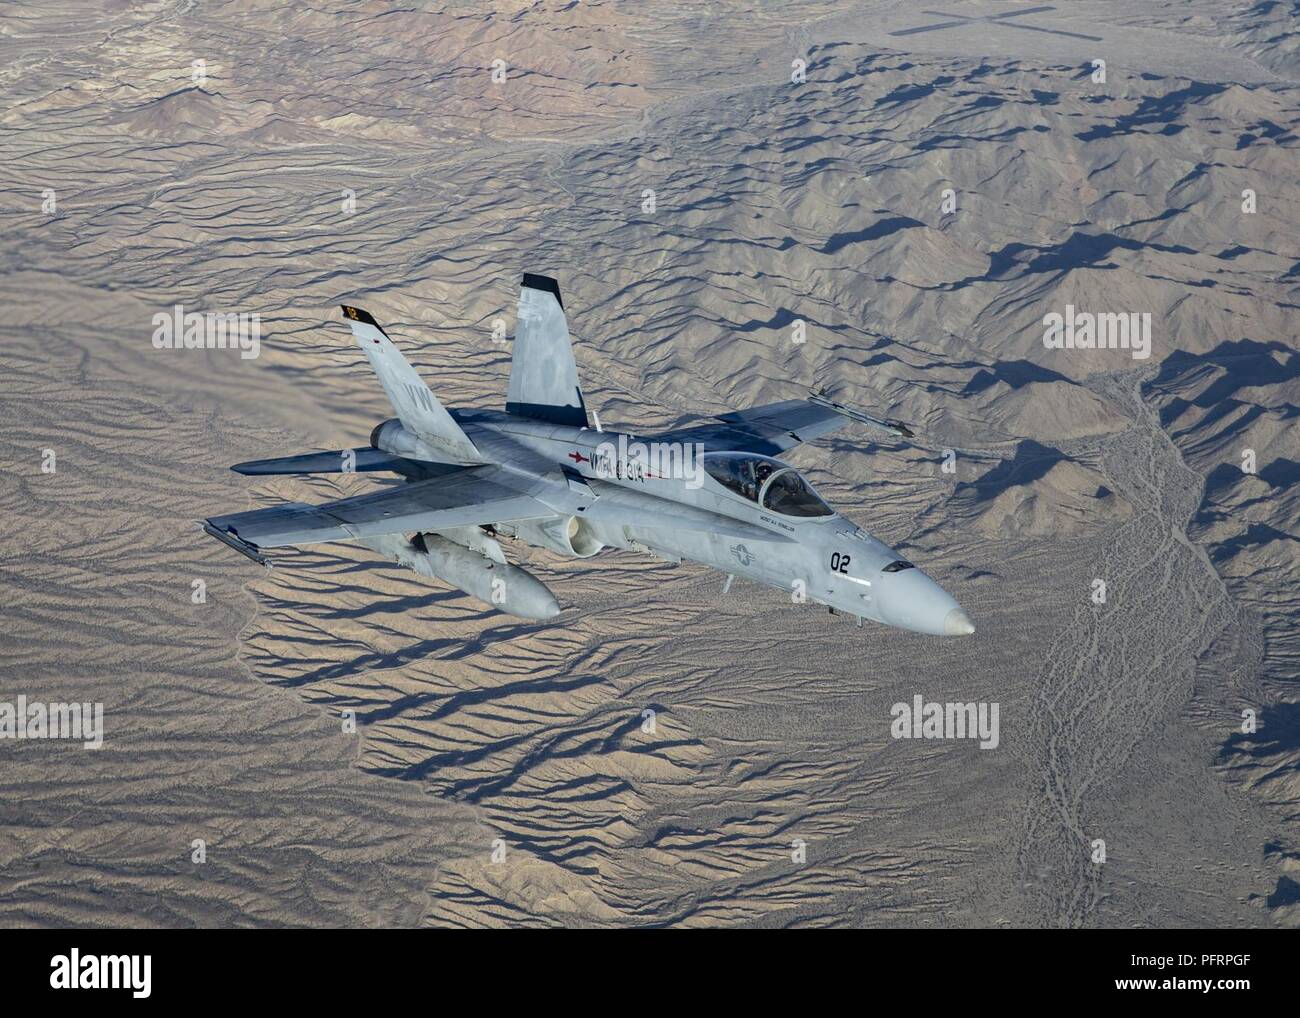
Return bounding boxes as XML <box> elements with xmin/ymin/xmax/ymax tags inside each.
<box><xmin>340</xmin><ymin>304</ymin><xmax>379</xmax><ymax>326</ymax></box>
<box><xmin>521</xmin><ymin>273</ymin><xmax>563</xmax><ymax>309</ymax></box>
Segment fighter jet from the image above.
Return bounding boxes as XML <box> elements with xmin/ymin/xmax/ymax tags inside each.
<box><xmin>202</xmin><ymin>274</ymin><xmax>975</xmax><ymax>636</ymax></box>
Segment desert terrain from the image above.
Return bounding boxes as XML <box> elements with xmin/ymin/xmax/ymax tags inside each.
<box><xmin>0</xmin><ymin>0</ymin><xmax>1296</xmax><ymax>927</ymax></box>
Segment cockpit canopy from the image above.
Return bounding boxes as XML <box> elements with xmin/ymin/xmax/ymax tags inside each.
<box><xmin>703</xmin><ymin>453</ymin><xmax>833</xmax><ymax>518</ymax></box>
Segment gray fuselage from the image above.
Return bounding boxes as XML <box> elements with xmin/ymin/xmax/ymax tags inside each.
<box><xmin>448</xmin><ymin>409</ymin><xmax>974</xmax><ymax>636</ymax></box>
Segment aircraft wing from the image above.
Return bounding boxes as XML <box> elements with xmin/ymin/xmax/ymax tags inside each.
<box><xmin>651</xmin><ymin>399</ymin><xmax>848</xmax><ymax>456</ymax></box>
<box><xmin>652</xmin><ymin>396</ymin><xmax>912</xmax><ymax>456</ymax></box>
<box><xmin>203</xmin><ymin>465</ymin><xmax>556</xmax><ymax>562</ymax></box>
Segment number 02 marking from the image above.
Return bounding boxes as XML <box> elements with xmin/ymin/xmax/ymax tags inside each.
<box><xmin>830</xmin><ymin>553</ymin><xmax>850</xmax><ymax>574</ymax></box>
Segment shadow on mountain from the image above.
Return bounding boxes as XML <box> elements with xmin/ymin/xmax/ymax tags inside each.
<box><xmin>953</xmin><ymin>439</ymin><xmax>1063</xmax><ymax>500</ymax></box>
<box><xmin>1219</xmin><ymin>700</ymin><xmax>1300</xmax><ymax>762</ymax></box>
<box><xmin>1076</xmin><ymin>82</ymin><xmax>1227</xmax><ymax>141</ymax></box>
<box><xmin>821</xmin><ymin>215</ymin><xmax>923</xmax><ymax>254</ymax></box>
<box><xmin>1268</xmin><ymin>876</ymin><xmax>1300</xmax><ymax>908</ymax></box>
<box><xmin>961</xmin><ymin>359</ymin><xmax>1071</xmax><ymax>395</ymax></box>
<box><xmin>939</xmin><ymin>228</ymin><xmax>1199</xmax><ymax>290</ymax></box>
<box><xmin>1206</xmin><ymin>521</ymin><xmax>1300</xmax><ymax>564</ymax></box>
<box><xmin>1147</xmin><ymin>338</ymin><xmax>1300</xmax><ymax>410</ymax></box>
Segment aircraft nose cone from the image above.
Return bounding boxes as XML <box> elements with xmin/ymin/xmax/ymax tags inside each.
<box><xmin>943</xmin><ymin>607</ymin><xmax>975</xmax><ymax>636</ymax></box>
<box><xmin>878</xmin><ymin>568</ymin><xmax>971</xmax><ymax>636</ymax></box>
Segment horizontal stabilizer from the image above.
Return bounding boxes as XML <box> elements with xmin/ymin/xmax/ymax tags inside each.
<box><xmin>232</xmin><ymin>448</ymin><xmax>426</xmax><ymax>476</ymax></box>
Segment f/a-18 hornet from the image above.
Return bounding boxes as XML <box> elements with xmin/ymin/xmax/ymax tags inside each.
<box><xmin>203</xmin><ymin>274</ymin><xmax>975</xmax><ymax>636</ymax></box>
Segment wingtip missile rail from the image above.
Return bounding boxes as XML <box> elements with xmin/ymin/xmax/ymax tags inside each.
<box><xmin>807</xmin><ymin>389</ymin><xmax>914</xmax><ymax>439</ymax></box>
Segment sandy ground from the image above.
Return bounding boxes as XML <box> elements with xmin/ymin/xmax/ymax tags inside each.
<box><xmin>0</xmin><ymin>1</ymin><xmax>1296</xmax><ymax>927</ymax></box>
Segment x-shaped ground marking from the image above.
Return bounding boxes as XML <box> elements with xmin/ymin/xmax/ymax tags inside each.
<box><xmin>890</xmin><ymin>5</ymin><xmax>1103</xmax><ymax>42</ymax></box>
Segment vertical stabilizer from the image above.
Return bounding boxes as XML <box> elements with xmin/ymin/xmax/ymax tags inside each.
<box><xmin>506</xmin><ymin>274</ymin><xmax>589</xmax><ymax>428</ymax></box>
<box><xmin>341</xmin><ymin>305</ymin><xmax>481</xmax><ymax>463</ymax></box>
